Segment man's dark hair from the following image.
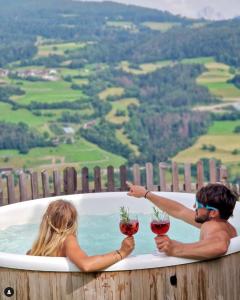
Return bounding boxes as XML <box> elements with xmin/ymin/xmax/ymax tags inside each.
<box><xmin>196</xmin><ymin>183</ymin><xmax>238</xmax><ymax>220</ymax></box>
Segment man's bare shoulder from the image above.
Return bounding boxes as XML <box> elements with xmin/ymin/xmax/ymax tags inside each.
<box><xmin>201</xmin><ymin>220</ymin><xmax>237</xmax><ymax>239</ymax></box>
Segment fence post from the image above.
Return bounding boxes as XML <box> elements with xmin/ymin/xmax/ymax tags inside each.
<box><xmin>81</xmin><ymin>167</ymin><xmax>89</xmax><ymax>193</ymax></box>
<box><xmin>219</xmin><ymin>165</ymin><xmax>228</xmax><ymax>186</ymax></box>
<box><xmin>209</xmin><ymin>159</ymin><xmax>217</xmax><ymax>183</ymax></box>
<box><xmin>19</xmin><ymin>171</ymin><xmax>28</xmax><ymax>201</ymax></box>
<box><xmin>107</xmin><ymin>166</ymin><xmax>115</xmax><ymax>192</ymax></box>
<box><xmin>30</xmin><ymin>171</ymin><xmax>39</xmax><ymax>199</ymax></box>
<box><xmin>120</xmin><ymin>165</ymin><xmax>127</xmax><ymax>191</ymax></box>
<box><xmin>6</xmin><ymin>172</ymin><xmax>16</xmax><ymax>204</ymax></box>
<box><xmin>196</xmin><ymin>160</ymin><xmax>204</xmax><ymax>190</ymax></box>
<box><xmin>53</xmin><ymin>170</ymin><xmax>61</xmax><ymax>196</ymax></box>
<box><xmin>146</xmin><ymin>162</ymin><xmax>154</xmax><ymax>190</ymax></box>
<box><xmin>64</xmin><ymin>167</ymin><xmax>77</xmax><ymax>195</ymax></box>
<box><xmin>132</xmin><ymin>164</ymin><xmax>141</xmax><ymax>185</ymax></box>
<box><xmin>184</xmin><ymin>163</ymin><xmax>192</xmax><ymax>193</ymax></box>
<box><xmin>172</xmin><ymin>162</ymin><xmax>179</xmax><ymax>192</ymax></box>
<box><xmin>159</xmin><ymin>162</ymin><xmax>167</xmax><ymax>191</ymax></box>
<box><xmin>41</xmin><ymin>170</ymin><xmax>50</xmax><ymax>198</ymax></box>
<box><xmin>0</xmin><ymin>176</ymin><xmax>3</xmax><ymax>206</ymax></box>
<box><xmin>94</xmin><ymin>166</ymin><xmax>102</xmax><ymax>192</ymax></box>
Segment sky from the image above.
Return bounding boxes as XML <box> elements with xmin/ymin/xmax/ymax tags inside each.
<box><xmin>80</xmin><ymin>0</ymin><xmax>240</xmax><ymax>20</ymax></box>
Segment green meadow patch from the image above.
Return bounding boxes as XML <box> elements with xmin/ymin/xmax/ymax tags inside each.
<box><xmin>10</xmin><ymin>79</ymin><xmax>87</xmax><ymax>105</ymax></box>
<box><xmin>142</xmin><ymin>22</ymin><xmax>180</xmax><ymax>32</ymax></box>
<box><xmin>98</xmin><ymin>87</ymin><xmax>125</xmax><ymax>101</ymax></box>
<box><xmin>120</xmin><ymin>60</ymin><xmax>173</xmax><ymax>75</ymax></box>
<box><xmin>106</xmin><ymin>98</ymin><xmax>139</xmax><ymax>124</ymax></box>
<box><xmin>116</xmin><ymin>129</ymin><xmax>140</xmax><ymax>156</ymax></box>
<box><xmin>36</xmin><ymin>42</ymin><xmax>87</xmax><ymax>57</ymax></box>
<box><xmin>173</xmin><ymin>121</ymin><xmax>240</xmax><ymax>164</ymax></box>
<box><xmin>0</xmin><ymin>138</ymin><xmax>126</xmax><ymax>170</ymax></box>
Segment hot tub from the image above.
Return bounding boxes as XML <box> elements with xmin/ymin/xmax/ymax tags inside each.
<box><xmin>0</xmin><ymin>192</ymin><xmax>240</xmax><ymax>300</ymax></box>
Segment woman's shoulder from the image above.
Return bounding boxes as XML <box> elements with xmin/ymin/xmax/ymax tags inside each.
<box><xmin>64</xmin><ymin>234</ymin><xmax>78</xmax><ymax>246</ymax></box>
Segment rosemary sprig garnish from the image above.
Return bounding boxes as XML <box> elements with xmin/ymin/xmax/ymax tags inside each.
<box><xmin>152</xmin><ymin>206</ymin><xmax>165</xmax><ymax>221</ymax></box>
<box><xmin>120</xmin><ymin>206</ymin><xmax>130</xmax><ymax>223</ymax></box>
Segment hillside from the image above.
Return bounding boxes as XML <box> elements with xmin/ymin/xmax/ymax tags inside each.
<box><xmin>0</xmin><ymin>0</ymin><xmax>239</xmax><ymax>179</ymax></box>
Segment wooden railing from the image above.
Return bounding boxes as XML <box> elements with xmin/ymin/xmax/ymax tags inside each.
<box><xmin>0</xmin><ymin>159</ymin><xmax>239</xmax><ymax>206</ymax></box>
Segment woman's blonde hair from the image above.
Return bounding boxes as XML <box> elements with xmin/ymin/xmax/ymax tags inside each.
<box><xmin>29</xmin><ymin>200</ymin><xmax>77</xmax><ymax>256</ymax></box>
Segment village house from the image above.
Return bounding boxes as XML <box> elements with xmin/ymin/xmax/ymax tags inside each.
<box><xmin>0</xmin><ymin>68</ymin><xmax>9</xmax><ymax>78</ymax></box>
<box><xmin>16</xmin><ymin>69</ymin><xmax>59</xmax><ymax>81</ymax></box>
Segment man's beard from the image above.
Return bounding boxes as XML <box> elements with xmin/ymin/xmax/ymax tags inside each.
<box><xmin>195</xmin><ymin>211</ymin><xmax>210</xmax><ymax>224</ymax></box>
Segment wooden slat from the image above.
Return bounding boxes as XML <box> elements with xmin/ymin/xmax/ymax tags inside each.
<box><xmin>132</xmin><ymin>164</ymin><xmax>141</xmax><ymax>185</ymax></box>
<box><xmin>196</xmin><ymin>160</ymin><xmax>204</xmax><ymax>190</ymax></box>
<box><xmin>81</xmin><ymin>167</ymin><xmax>89</xmax><ymax>193</ymax></box>
<box><xmin>219</xmin><ymin>165</ymin><xmax>228</xmax><ymax>185</ymax></box>
<box><xmin>0</xmin><ymin>176</ymin><xmax>3</xmax><ymax>206</ymax></box>
<box><xmin>19</xmin><ymin>171</ymin><xmax>28</xmax><ymax>201</ymax></box>
<box><xmin>94</xmin><ymin>166</ymin><xmax>102</xmax><ymax>192</ymax></box>
<box><xmin>53</xmin><ymin>170</ymin><xmax>61</xmax><ymax>196</ymax></box>
<box><xmin>171</xmin><ymin>162</ymin><xmax>179</xmax><ymax>192</ymax></box>
<box><xmin>30</xmin><ymin>171</ymin><xmax>39</xmax><ymax>199</ymax></box>
<box><xmin>145</xmin><ymin>162</ymin><xmax>154</xmax><ymax>190</ymax></box>
<box><xmin>6</xmin><ymin>172</ymin><xmax>16</xmax><ymax>204</ymax></box>
<box><xmin>41</xmin><ymin>170</ymin><xmax>50</xmax><ymax>198</ymax></box>
<box><xmin>64</xmin><ymin>167</ymin><xmax>77</xmax><ymax>195</ymax></box>
<box><xmin>209</xmin><ymin>159</ymin><xmax>217</xmax><ymax>183</ymax></box>
<box><xmin>184</xmin><ymin>163</ymin><xmax>191</xmax><ymax>193</ymax></box>
<box><xmin>107</xmin><ymin>166</ymin><xmax>115</xmax><ymax>192</ymax></box>
<box><xmin>159</xmin><ymin>162</ymin><xmax>167</xmax><ymax>191</ymax></box>
<box><xmin>120</xmin><ymin>165</ymin><xmax>127</xmax><ymax>191</ymax></box>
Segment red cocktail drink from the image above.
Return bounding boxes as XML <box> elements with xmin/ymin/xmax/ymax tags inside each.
<box><xmin>120</xmin><ymin>220</ymin><xmax>139</xmax><ymax>236</ymax></box>
<box><xmin>151</xmin><ymin>220</ymin><xmax>170</xmax><ymax>235</ymax></box>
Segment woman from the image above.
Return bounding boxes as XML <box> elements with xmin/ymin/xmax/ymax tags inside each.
<box><xmin>27</xmin><ymin>199</ymin><xmax>134</xmax><ymax>272</ymax></box>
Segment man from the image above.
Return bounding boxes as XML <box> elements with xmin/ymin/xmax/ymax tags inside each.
<box><xmin>127</xmin><ymin>182</ymin><xmax>238</xmax><ymax>260</ymax></box>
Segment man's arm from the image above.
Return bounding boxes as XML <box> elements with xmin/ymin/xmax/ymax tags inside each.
<box><xmin>127</xmin><ymin>182</ymin><xmax>201</xmax><ymax>228</ymax></box>
<box><xmin>155</xmin><ymin>231</ymin><xmax>230</xmax><ymax>260</ymax></box>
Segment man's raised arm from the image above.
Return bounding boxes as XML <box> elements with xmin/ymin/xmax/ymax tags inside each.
<box><xmin>126</xmin><ymin>182</ymin><xmax>200</xmax><ymax>228</ymax></box>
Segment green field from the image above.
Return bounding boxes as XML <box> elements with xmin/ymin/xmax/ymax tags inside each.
<box><xmin>106</xmin><ymin>98</ymin><xmax>139</xmax><ymax>124</ymax></box>
<box><xmin>98</xmin><ymin>87</ymin><xmax>125</xmax><ymax>100</ymax></box>
<box><xmin>36</xmin><ymin>42</ymin><xmax>87</xmax><ymax>57</ymax></box>
<box><xmin>172</xmin><ymin>57</ymin><xmax>240</xmax><ymax>177</ymax></box>
<box><xmin>120</xmin><ymin>60</ymin><xmax>173</xmax><ymax>75</ymax></box>
<box><xmin>116</xmin><ymin>129</ymin><xmax>140</xmax><ymax>156</ymax></box>
<box><xmin>142</xmin><ymin>22</ymin><xmax>180</xmax><ymax>32</ymax></box>
<box><xmin>0</xmin><ymin>102</ymin><xmax>54</xmax><ymax>127</ymax></box>
<box><xmin>10</xmin><ymin>79</ymin><xmax>87</xmax><ymax>105</ymax></box>
<box><xmin>173</xmin><ymin>121</ymin><xmax>240</xmax><ymax>164</ymax></box>
<box><xmin>0</xmin><ymin>138</ymin><xmax>126</xmax><ymax>170</ymax></box>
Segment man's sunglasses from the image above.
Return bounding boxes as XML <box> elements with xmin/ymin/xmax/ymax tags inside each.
<box><xmin>195</xmin><ymin>198</ymin><xmax>218</xmax><ymax>211</ymax></box>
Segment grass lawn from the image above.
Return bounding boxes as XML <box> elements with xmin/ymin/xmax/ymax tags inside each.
<box><xmin>120</xmin><ymin>60</ymin><xmax>173</xmax><ymax>75</ymax></box>
<box><xmin>116</xmin><ymin>129</ymin><xmax>140</xmax><ymax>156</ymax></box>
<box><xmin>196</xmin><ymin>61</ymin><xmax>240</xmax><ymax>100</ymax></box>
<box><xmin>142</xmin><ymin>22</ymin><xmax>180</xmax><ymax>32</ymax></box>
<box><xmin>0</xmin><ymin>102</ymin><xmax>54</xmax><ymax>127</ymax></box>
<box><xmin>98</xmin><ymin>87</ymin><xmax>125</xmax><ymax>101</ymax></box>
<box><xmin>0</xmin><ymin>138</ymin><xmax>126</xmax><ymax>170</ymax></box>
<box><xmin>181</xmin><ymin>57</ymin><xmax>215</xmax><ymax>65</ymax></box>
<box><xmin>106</xmin><ymin>98</ymin><xmax>139</xmax><ymax>124</ymax></box>
<box><xmin>173</xmin><ymin>121</ymin><xmax>240</xmax><ymax>164</ymax></box>
<box><xmin>10</xmin><ymin>79</ymin><xmax>87</xmax><ymax>105</ymax></box>
<box><xmin>36</xmin><ymin>42</ymin><xmax>87</xmax><ymax>57</ymax></box>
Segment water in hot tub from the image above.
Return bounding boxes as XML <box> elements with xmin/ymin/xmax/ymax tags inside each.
<box><xmin>0</xmin><ymin>214</ymin><xmax>237</xmax><ymax>255</ymax></box>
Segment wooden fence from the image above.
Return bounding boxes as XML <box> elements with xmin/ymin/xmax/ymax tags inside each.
<box><xmin>0</xmin><ymin>159</ymin><xmax>239</xmax><ymax>206</ymax></box>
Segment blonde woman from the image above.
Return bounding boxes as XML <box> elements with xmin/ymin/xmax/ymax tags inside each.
<box><xmin>27</xmin><ymin>200</ymin><xmax>134</xmax><ymax>272</ymax></box>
